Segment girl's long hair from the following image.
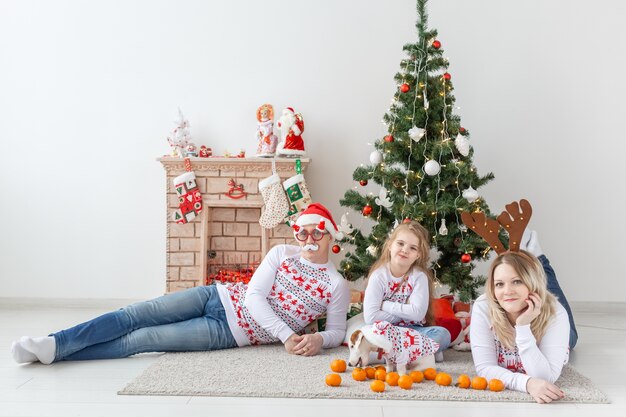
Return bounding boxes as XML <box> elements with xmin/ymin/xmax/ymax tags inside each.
<box><xmin>367</xmin><ymin>221</ymin><xmax>435</xmax><ymax>325</ymax></box>
<box><xmin>485</xmin><ymin>251</ymin><xmax>557</xmax><ymax>349</ymax></box>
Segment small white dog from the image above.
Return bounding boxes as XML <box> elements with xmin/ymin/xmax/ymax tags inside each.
<box><xmin>348</xmin><ymin>320</ymin><xmax>439</xmax><ymax>375</ymax></box>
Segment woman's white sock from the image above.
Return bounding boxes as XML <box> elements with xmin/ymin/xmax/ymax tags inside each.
<box><xmin>20</xmin><ymin>336</ymin><xmax>56</xmax><ymax>365</ymax></box>
<box><xmin>10</xmin><ymin>340</ymin><xmax>37</xmax><ymax>363</ymax></box>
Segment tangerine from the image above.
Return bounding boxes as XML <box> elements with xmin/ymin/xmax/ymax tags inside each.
<box><xmin>488</xmin><ymin>378</ymin><xmax>505</xmax><ymax>392</ymax></box>
<box><xmin>374</xmin><ymin>368</ymin><xmax>387</xmax><ymax>381</ymax></box>
<box><xmin>385</xmin><ymin>372</ymin><xmax>400</xmax><ymax>386</ymax></box>
<box><xmin>375</xmin><ymin>365</ymin><xmax>386</xmax><ymax>372</ymax></box>
<box><xmin>330</xmin><ymin>359</ymin><xmax>347</xmax><ymax>373</ymax></box>
<box><xmin>435</xmin><ymin>372</ymin><xmax>452</xmax><ymax>386</ymax></box>
<box><xmin>456</xmin><ymin>374</ymin><xmax>471</xmax><ymax>389</ymax></box>
<box><xmin>423</xmin><ymin>367</ymin><xmax>437</xmax><ymax>380</ymax></box>
<box><xmin>398</xmin><ymin>374</ymin><xmax>413</xmax><ymax>390</ymax></box>
<box><xmin>471</xmin><ymin>376</ymin><xmax>488</xmax><ymax>390</ymax></box>
<box><xmin>409</xmin><ymin>370</ymin><xmax>424</xmax><ymax>383</ymax></box>
<box><xmin>370</xmin><ymin>379</ymin><xmax>386</xmax><ymax>393</ymax></box>
<box><xmin>325</xmin><ymin>373</ymin><xmax>342</xmax><ymax>387</ymax></box>
<box><xmin>352</xmin><ymin>367</ymin><xmax>367</xmax><ymax>382</ymax></box>
<box><xmin>365</xmin><ymin>367</ymin><xmax>376</xmax><ymax>379</ymax></box>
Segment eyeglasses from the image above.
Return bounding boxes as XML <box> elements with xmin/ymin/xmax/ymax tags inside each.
<box><xmin>294</xmin><ymin>228</ymin><xmax>327</xmax><ymax>242</ymax></box>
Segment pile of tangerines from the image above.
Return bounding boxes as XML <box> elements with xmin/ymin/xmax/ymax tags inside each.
<box><xmin>325</xmin><ymin>359</ymin><xmax>505</xmax><ymax>393</ymax></box>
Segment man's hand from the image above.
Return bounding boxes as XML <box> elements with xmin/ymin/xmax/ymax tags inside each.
<box><xmin>292</xmin><ymin>333</ymin><xmax>324</xmax><ymax>356</ymax></box>
<box><xmin>526</xmin><ymin>377</ymin><xmax>564</xmax><ymax>404</ymax></box>
<box><xmin>284</xmin><ymin>333</ymin><xmax>303</xmax><ymax>354</ymax></box>
<box><xmin>516</xmin><ymin>293</ymin><xmax>542</xmax><ymax>326</ymax></box>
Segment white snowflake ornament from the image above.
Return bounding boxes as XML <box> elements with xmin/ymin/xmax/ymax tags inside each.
<box><xmin>462</xmin><ymin>186</ymin><xmax>479</xmax><ymax>203</ymax></box>
<box><xmin>455</xmin><ymin>133</ymin><xmax>470</xmax><ymax>157</ymax></box>
<box><xmin>408</xmin><ymin>126</ymin><xmax>425</xmax><ymax>142</ymax></box>
<box><xmin>375</xmin><ymin>187</ymin><xmax>393</xmax><ymax>208</ymax></box>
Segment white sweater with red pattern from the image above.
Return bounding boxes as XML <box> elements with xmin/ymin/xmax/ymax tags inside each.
<box><xmin>363</xmin><ymin>265</ymin><xmax>429</xmax><ymax>326</ymax></box>
<box><xmin>470</xmin><ymin>294</ymin><xmax>570</xmax><ymax>393</ymax></box>
<box><xmin>215</xmin><ymin>245</ymin><xmax>350</xmax><ymax>348</ymax></box>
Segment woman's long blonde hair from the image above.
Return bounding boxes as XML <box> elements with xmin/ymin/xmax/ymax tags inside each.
<box><xmin>367</xmin><ymin>221</ymin><xmax>435</xmax><ymax>325</ymax></box>
<box><xmin>486</xmin><ymin>251</ymin><xmax>557</xmax><ymax>349</ymax></box>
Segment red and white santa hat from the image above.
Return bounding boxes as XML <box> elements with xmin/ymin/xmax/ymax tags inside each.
<box><xmin>284</xmin><ymin>107</ymin><xmax>295</xmax><ymax>114</ymax></box>
<box><xmin>295</xmin><ymin>202</ymin><xmax>343</xmax><ymax>240</ymax></box>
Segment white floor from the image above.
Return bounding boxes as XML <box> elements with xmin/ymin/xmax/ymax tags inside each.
<box><xmin>0</xmin><ymin>300</ymin><xmax>625</xmax><ymax>417</ymax></box>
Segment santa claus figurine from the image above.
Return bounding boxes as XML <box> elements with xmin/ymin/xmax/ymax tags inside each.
<box><xmin>276</xmin><ymin>107</ymin><xmax>306</xmax><ymax>156</ymax></box>
<box><xmin>255</xmin><ymin>103</ymin><xmax>278</xmax><ymax>157</ymax></box>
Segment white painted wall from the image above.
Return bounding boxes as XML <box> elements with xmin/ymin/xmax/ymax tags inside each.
<box><xmin>1</xmin><ymin>0</ymin><xmax>624</xmax><ymax>302</ymax></box>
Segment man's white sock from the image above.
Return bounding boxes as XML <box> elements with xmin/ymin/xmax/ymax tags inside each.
<box><xmin>10</xmin><ymin>340</ymin><xmax>37</xmax><ymax>363</ymax></box>
<box><xmin>20</xmin><ymin>336</ymin><xmax>56</xmax><ymax>365</ymax></box>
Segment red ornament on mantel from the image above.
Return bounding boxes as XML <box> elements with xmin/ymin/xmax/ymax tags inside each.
<box><xmin>384</xmin><ymin>135</ymin><xmax>394</xmax><ymax>143</ymax></box>
<box><xmin>225</xmin><ymin>179</ymin><xmax>247</xmax><ymax>199</ymax></box>
<box><xmin>332</xmin><ymin>245</ymin><xmax>341</xmax><ymax>254</ymax></box>
<box><xmin>432</xmin><ymin>40</ymin><xmax>441</xmax><ymax>49</ymax></box>
<box><xmin>461</xmin><ymin>253</ymin><xmax>471</xmax><ymax>263</ymax></box>
<box><xmin>359</xmin><ymin>179</ymin><xmax>368</xmax><ymax>186</ymax></box>
<box><xmin>400</xmin><ymin>83</ymin><xmax>410</xmax><ymax>93</ymax></box>
<box><xmin>443</xmin><ymin>72</ymin><xmax>452</xmax><ymax>81</ymax></box>
<box><xmin>362</xmin><ymin>204</ymin><xmax>373</xmax><ymax>216</ymax></box>
<box><xmin>459</xmin><ymin>127</ymin><xmax>467</xmax><ymax>134</ymax></box>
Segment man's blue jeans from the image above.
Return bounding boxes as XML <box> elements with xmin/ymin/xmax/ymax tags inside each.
<box><xmin>539</xmin><ymin>255</ymin><xmax>578</xmax><ymax>349</ymax></box>
<box><xmin>53</xmin><ymin>285</ymin><xmax>237</xmax><ymax>361</ymax></box>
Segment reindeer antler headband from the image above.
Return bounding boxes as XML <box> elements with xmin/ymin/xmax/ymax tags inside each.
<box><xmin>460</xmin><ymin>199</ymin><xmax>532</xmax><ymax>254</ymax></box>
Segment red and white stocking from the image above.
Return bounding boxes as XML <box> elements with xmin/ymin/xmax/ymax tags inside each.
<box><xmin>172</xmin><ymin>159</ymin><xmax>203</xmax><ymax>224</ymax></box>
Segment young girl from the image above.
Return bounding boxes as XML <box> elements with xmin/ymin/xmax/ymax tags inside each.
<box><xmin>470</xmin><ymin>230</ymin><xmax>577</xmax><ymax>404</ymax></box>
<box><xmin>362</xmin><ymin>221</ymin><xmax>451</xmax><ymax>358</ymax></box>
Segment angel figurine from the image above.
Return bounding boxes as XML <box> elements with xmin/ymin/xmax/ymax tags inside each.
<box><xmin>375</xmin><ymin>187</ymin><xmax>393</xmax><ymax>208</ymax></box>
<box><xmin>255</xmin><ymin>104</ymin><xmax>278</xmax><ymax>157</ymax></box>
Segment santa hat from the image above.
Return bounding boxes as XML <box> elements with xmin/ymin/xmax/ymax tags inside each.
<box><xmin>360</xmin><ymin>321</ymin><xmax>393</xmax><ymax>353</ymax></box>
<box><xmin>295</xmin><ymin>202</ymin><xmax>343</xmax><ymax>240</ymax></box>
<box><xmin>284</xmin><ymin>107</ymin><xmax>295</xmax><ymax>114</ymax></box>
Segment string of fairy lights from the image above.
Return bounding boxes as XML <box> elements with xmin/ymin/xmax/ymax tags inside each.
<box><xmin>340</xmin><ymin>37</ymin><xmax>488</xmax><ymax>275</ymax></box>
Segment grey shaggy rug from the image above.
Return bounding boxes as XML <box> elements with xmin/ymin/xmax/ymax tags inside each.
<box><xmin>118</xmin><ymin>345</ymin><xmax>609</xmax><ymax>403</ymax></box>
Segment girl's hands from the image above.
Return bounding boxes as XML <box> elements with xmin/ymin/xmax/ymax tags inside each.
<box><xmin>526</xmin><ymin>377</ymin><xmax>565</xmax><ymax>403</ymax></box>
<box><xmin>516</xmin><ymin>293</ymin><xmax>542</xmax><ymax>326</ymax></box>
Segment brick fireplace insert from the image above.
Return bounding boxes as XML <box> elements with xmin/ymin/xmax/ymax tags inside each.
<box><xmin>158</xmin><ymin>157</ymin><xmax>310</xmax><ymax>293</ymax></box>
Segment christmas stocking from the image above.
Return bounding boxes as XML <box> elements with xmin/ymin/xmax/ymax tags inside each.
<box><xmin>283</xmin><ymin>173</ymin><xmax>313</xmax><ymax>224</ymax></box>
<box><xmin>172</xmin><ymin>159</ymin><xmax>203</xmax><ymax>224</ymax></box>
<box><xmin>258</xmin><ymin>173</ymin><xmax>290</xmax><ymax>229</ymax></box>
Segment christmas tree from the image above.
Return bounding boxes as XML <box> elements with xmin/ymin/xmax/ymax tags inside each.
<box><xmin>339</xmin><ymin>0</ymin><xmax>497</xmax><ymax>301</ymax></box>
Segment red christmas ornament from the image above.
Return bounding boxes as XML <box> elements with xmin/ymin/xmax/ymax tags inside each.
<box><xmin>362</xmin><ymin>204</ymin><xmax>373</xmax><ymax>216</ymax></box>
<box><xmin>459</xmin><ymin>127</ymin><xmax>467</xmax><ymax>134</ymax></box>
<box><xmin>432</xmin><ymin>40</ymin><xmax>441</xmax><ymax>49</ymax></box>
<box><xmin>332</xmin><ymin>245</ymin><xmax>341</xmax><ymax>254</ymax></box>
<box><xmin>403</xmin><ymin>218</ymin><xmax>412</xmax><ymax>224</ymax></box>
<box><xmin>443</xmin><ymin>72</ymin><xmax>451</xmax><ymax>81</ymax></box>
<box><xmin>461</xmin><ymin>253</ymin><xmax>471</xmax><ymax>263</ymax></box>
<box><xmin>359</xmin><ymin>179</ymin><xmax>368</xmax><ymax>186</ymax></box>
<box><xmin>400</xmin><ymin>83</ymin><xmax>410</xmax><ymax>93</ymax></box>
<box><xmin>384</xmin><ymin>135</ymin><xmax>394</xmax><ymax>143</ymax></box>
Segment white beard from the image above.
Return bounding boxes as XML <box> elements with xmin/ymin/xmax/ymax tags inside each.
<box><xmin>278</xmin><ymin>113</ymin><xmax>296</xmax><ymax>138</ymax></box>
